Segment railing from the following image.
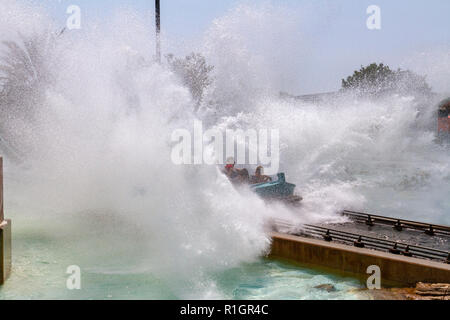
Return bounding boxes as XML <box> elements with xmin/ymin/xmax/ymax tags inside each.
<box><xmin>273</xmin><ymin>219</ymin><xmax>450</xmax><ymax>264</ymax></box>
<box><xmin>342</xmin><ymin>210</ymin><xmax>450</xmax><ymax>237</ymax></box>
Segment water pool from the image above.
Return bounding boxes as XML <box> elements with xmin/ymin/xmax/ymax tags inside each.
<box><xmin>0</xmin><ymin>215</ymin><xmax>364</xmax><ymax>300</ymax></box>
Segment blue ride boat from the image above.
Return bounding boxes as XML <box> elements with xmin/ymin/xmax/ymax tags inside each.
<box><xmin>250</xmin><ymin>173</ymin><xmax>302</xmax><ymax>204</ymax></box>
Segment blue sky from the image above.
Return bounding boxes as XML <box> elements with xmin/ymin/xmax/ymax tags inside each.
<box><xmin>31</xmin><ymin>0</ymin><xmax>450</xmax><ymax>94</ymax></box>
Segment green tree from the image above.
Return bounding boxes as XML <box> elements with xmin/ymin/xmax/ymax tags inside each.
<box><xmin>166</xmin><ymin>53</ymin><xmax>214</xmax><ymax>111</ymax></box>
<box><xmin>0</xmin><ymin>32</ymin><xmax>56</xmax><ymax>118</ymax></box>
<box><xmin>0</xmin><ymin>31</ymin><xmax>57</xmax><ymax>160</ymax></box>
<box><xmin>341</xmin><ymin>63</ymin><xmax>431</xmax><ymax>97</ymax></box>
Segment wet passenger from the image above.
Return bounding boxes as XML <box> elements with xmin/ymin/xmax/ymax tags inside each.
<box><xmin>223</xmin><ymin>157</ymin><xmax>249</xmax><ymax>184</ymax></box>
<box><xmin>251</xmin><ymin>166</ymin><xmax>272</xmax><ymax>184</ymax></box>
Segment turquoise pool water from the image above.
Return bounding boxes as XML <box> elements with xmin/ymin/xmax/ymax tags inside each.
<box><xmin>0</xmin><ymin>215</ymin><xmax>364</xmax><ymax>300</ymax></box>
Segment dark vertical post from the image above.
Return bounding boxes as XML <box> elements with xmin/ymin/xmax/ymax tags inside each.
<box><xmin>0</xmin><ymin>157</ymin><xmax>3</xmax><ymax>222</ymax></box>
<box><xmin>155</xmin><ymin>0</ymin><xmax>161</xmax><ymax>63</ymax></box>
<box><xmin>0</xmin><ymin>156</ymin><xmax>11</xmax><ymax>285</ymax></box>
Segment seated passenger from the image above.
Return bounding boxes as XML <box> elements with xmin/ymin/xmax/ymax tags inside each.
<box><xmin>251</xmin><ymin>166</ymin><xmax>272</xmax><ymax>184</ymax></box>
<box><xmin>223</xmin><ymin>157</ymin><xmax>249</xmax><ymax>184</ymax></box>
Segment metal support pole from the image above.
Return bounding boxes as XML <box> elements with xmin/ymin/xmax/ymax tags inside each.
<box><xmin>0</xmin><ymin>157</ymin><xmax>3</xmax><ymax>222</ymax></box>
<box><xmin>155</xmin><ymin>0</ymin><xmax>161</xmax><ymax>63</ymax></box>
<box><xmin>0</xmin><ymin>156</ymin><xmax>11</xmax><ymax>285</ymax></box>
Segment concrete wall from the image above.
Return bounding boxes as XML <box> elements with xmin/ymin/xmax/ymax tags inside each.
<box><xmin>269</xmin><ymin>232</ymin><xmax>450</xmax><ymax>287</ymax></box>
<box><xmin>0</xmin><ymin>220</ymin><xmax>11</xmax><ymax>285</ymax></box>
<box><xmin>0</xmin><ymin>157</ymin><xmax>11</xmax><ymax>285</ymax></box>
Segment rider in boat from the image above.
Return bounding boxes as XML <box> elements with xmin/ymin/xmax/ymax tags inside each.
<box><xmin>223</xmin><ymin>157</ymin><xmax>249</xmax><ymax>184</ymax></box>
<box><xmin>250</xmin><ymin>166</ymin><xmax>272</xmax><ymax>184</ymax></box>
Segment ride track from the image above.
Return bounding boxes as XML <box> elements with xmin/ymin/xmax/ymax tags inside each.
<box><xmin>273</xmin><ymin>210</ymin><xmax>450</xmax><ymax>264</ymax></box>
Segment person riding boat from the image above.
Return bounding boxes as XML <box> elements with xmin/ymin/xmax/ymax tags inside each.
<box><xmin>223</xmin><ymin>157</ymin><xmax>249</xmax><ymax>184</ymax></box>
<box><xmin>250</xmin><ymin>166</ymin><xmax>272</xmax><ymax>184</ymax></box>
<box><xmin>223</xmin><ymin>160</ymin><xmax>302</xmax><ymax>204</ymax></box>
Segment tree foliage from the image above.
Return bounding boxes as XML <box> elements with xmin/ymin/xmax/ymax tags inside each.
<box><xmin>166</xmin><ymin>52</ymin><xmax>214</xmax><ymax>111</ymax></box>
<box><xmin>0</xmin><ymin>32</ymin><xmax>56</xmax><ymax>117</ymax></box>
<box><xmin>0</xmin><ymin>31</ymin><xmax>57</xmax><ymax>160</ymax></box>
<box><xmin>341</xmin><ymin>63</ymin><xmax>431</xmax><ymax>97</ymax></box>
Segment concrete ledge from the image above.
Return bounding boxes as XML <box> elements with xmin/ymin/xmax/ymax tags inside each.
<box><xmin>269</xmin><ymin>232</ymin><xmax>450</xmax><ymax>287</ymax></box>
<box><xmin>0</xmin><ymin>219</ymin><xmax>12</xmax><ymax>285</ymax></box>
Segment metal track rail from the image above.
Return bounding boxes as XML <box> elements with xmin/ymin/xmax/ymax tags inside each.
<box><xmin>273</xmin><ymin>219</ymin><xmax>450</xmax><ymax>263</ymax></box>
<box><xmin>342</xmin><ymin>210</ymin><xmax>450</xmax><ymax>237</ymax></box>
